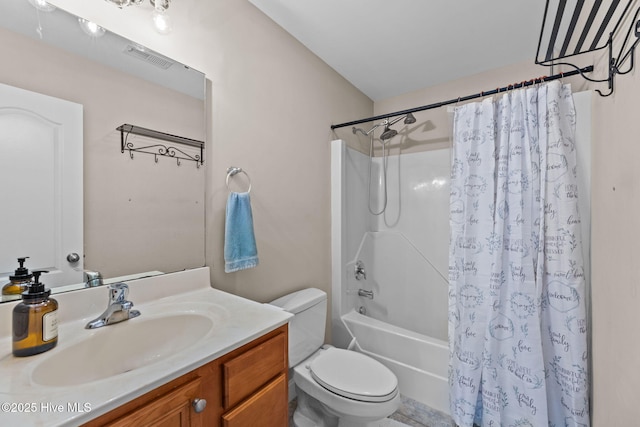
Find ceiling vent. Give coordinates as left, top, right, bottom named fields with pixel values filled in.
left=123, top=44, right=174, bottom=70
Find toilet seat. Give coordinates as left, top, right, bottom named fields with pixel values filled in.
left=309, top=347, right=398, bottom=403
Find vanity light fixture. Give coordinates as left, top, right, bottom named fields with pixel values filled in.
left=104, top=0, right=144, bottom=7
left=104, top=0, right=173, bottom=35
left=150, top=0, right=173, bottom=35
left=27, top=0, right=56, bottom=12
left=78, top=18, right=106, bottom=38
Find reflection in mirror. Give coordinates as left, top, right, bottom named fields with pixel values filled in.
left=0, top=0, right=206, bottom=302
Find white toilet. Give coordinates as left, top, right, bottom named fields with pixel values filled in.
left=269, top=288, right=400, bottom=427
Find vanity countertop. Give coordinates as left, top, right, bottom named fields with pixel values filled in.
left=0, top=267, right=292, bottom=427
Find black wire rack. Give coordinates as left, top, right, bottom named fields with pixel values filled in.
left=536, top=0, right=640, bottom=96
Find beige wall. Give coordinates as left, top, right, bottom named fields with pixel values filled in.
left=47, top=0, right=372, bottom=307
left=589, top=62, right=640, bottom=425
left=202, top=4, right=372, bottom=304
left=44, top=0, right=640, bottom=423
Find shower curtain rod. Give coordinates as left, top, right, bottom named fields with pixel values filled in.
left=330, top=65, right=594, bottom=130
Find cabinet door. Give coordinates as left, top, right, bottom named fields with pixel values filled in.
left=223, top=332, right=287, bottom=409
left=222, top=374, right=287, bottom=427
left=107, top=378, right=202, bottom=427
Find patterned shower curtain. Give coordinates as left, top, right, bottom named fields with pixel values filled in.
left=448, top=81, right=589, bottom=427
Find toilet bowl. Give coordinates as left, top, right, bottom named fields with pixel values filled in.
left=294, top=346, right=400, bottom=426
left=269, top=288, right=400, bottom=427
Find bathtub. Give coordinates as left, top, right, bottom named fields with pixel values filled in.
left=341, top=309, right=450, bottom=415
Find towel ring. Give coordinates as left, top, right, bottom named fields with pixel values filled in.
left=226, top=166, right=252, bottom=193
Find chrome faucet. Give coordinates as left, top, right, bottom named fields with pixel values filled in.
left=358, top=289, right=374, bottom=299
left=354, top=260, right=367, bottom=280
left=84, top=270, right=103, bottom=288
left=85, top=283, right=141, bottom=329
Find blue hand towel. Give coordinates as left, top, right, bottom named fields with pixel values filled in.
left=224, top=192, right=259, bottom=273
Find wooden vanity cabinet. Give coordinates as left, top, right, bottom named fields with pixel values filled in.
left=82, top=324, right=288, bottom=427
left=220, top=328, right=288, bottom=426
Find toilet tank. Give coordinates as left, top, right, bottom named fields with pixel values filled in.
left=269, top=288, right=327, bottom=367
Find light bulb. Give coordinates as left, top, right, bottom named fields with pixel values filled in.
left=27, top=0, right=56, bottom=12
left=151, top=9, right=173, bottom=35
left=78, top=18, right=106, bottom=38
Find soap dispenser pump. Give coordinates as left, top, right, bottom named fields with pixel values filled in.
left=2, top=257, right=33, bottom=296
left=12, top=270, right=58, bottom=357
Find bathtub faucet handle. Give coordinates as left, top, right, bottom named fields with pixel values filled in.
left=358, top=289, right=374, bottom=299
left=355, top=260, right=367, bottom=280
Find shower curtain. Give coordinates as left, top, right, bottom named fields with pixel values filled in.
left=448, top=81, right=589, bottom=426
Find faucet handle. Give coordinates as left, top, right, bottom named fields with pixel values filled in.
left=84, top=270, right=103, bottom=287
left=355, top=260, right=367, bottom=280
left=109, top=283, right=129, bottom=304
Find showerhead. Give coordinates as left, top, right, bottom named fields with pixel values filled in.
left=403, top=112, right=416, bottom=124
left=378, top=113, right=417, bottom=141
left=386, top=112, right=417, bottom=127
left=380, top=126, right=398, bottom=141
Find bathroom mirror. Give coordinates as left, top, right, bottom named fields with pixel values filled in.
left=0, top=0, right=206, bottom=302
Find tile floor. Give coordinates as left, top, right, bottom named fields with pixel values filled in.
left=389, top=395, right=455, bottom=427
left=289, top=395, right=455, bottom=427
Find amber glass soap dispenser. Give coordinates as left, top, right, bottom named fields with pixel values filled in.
left=2, top=257, right=33, bottom=296
left=13, top=270, right=58, bottom=357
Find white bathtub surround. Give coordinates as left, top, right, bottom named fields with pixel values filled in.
left=332, top=139, right=452, bottom=415
left=449, top=82, right=590, bottom=426
left=0, top=267, right=291, bottom=426
left=348, top=231, right=448, bottom=341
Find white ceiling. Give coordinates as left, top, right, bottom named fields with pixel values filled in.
left=248, top=0, right=548, bottom=101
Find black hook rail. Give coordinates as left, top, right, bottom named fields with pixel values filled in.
left=118, top=124, right=204, bottom=168
left=330, top=65, right=593, bottom=130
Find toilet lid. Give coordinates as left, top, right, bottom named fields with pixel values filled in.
left=309, top=348, right=398, bottom=402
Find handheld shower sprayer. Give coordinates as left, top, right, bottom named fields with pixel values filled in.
left=349, top=112, right=419, bottom=215
left=379, top=126, right=398, bottom=141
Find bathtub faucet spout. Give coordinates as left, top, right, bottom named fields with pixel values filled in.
left=358, top=289, right=374, bottom=299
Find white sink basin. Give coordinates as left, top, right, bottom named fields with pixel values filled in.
left=32, top=312, right=215, bottom=387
